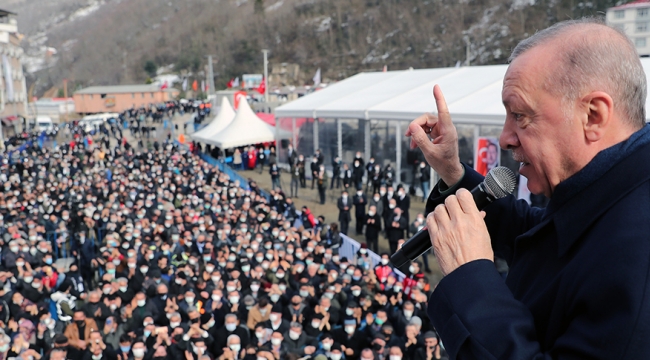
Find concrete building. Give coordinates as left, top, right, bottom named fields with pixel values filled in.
left=33, top=97, right=75, bottom=122
left=607, top=0, right=650, bottom=56
left=0, top=8, right=28, bottom=144
left=73, top=84, right=179, bottom=114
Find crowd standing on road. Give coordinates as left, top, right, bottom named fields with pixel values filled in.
left=0, top=132, right=447, bottom=360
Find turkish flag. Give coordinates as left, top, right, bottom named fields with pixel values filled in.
left=192, top=80, right=198, bottom=92
left=256, top=78, right=265, bottom=95
left=227, top=78, right=234, bottom=88
left=160, top=81, right=168, bottom=90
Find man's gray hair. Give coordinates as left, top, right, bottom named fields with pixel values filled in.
left=509, top=17, right=647, bottom=127
left=227, top=334, right=240, bottom=344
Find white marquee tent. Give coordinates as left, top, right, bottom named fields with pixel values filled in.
left=206, top=97, right=276, bottom=149
left=276, top=58, right=650, bottom=123
left=274, top=59, right=650, bottom=184
left=191, top=97, right=236, bottom=143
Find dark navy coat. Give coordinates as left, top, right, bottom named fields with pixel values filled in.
left=426, top=140, right=650, bottom=359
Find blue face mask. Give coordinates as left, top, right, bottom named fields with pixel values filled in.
left=45, top=258, right=53, bottom=265
left=144, top=330, right=151, bottom=337
left=120, top=345, right=131, bottom=353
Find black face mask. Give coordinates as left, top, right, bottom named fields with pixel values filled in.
left=75, top=320, right=85, bottom=327
left=190, top=317, right=200, bottom=324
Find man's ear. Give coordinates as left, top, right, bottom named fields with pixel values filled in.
left=582, top=91, right=614, bottom=143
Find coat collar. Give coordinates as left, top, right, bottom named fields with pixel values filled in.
left=514, top=125, right=650, bottom=257
left=527, top=140, right=650, bottom=258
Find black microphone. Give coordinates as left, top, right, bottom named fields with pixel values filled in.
left=390, top=166, right=517, bottom=267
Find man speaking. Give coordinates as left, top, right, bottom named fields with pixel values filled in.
left=407, top=18, right=650, bottom=359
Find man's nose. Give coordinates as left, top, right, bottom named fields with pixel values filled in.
left=499, top=119, right=520, bottom=150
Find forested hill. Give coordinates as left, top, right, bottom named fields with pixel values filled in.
left=3, top=0, right=621, bottom=95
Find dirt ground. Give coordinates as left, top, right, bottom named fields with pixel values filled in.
left=238, top=167, right=444, bottom=284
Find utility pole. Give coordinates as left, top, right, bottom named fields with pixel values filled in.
left=206, top=55, right=216, bottom=98
left=463, top=35, right=471, bottom=66
left=262, top=49, right=269, bottom=108
left=63, top=79, right=69, bottom=123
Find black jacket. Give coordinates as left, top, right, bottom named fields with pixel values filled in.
left=427, top=132, right=650, bottom=359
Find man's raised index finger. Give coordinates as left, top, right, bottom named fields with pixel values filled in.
left=433, top=85, right=451, bottom=125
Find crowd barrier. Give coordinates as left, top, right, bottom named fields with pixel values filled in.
left=45, top=226, right=110, bottom=261
left=339, top=234, right=406, bottom=281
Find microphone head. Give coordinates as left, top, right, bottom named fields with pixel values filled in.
left=484, top=166, right=517, bottom=199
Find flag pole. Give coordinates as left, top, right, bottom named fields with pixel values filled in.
left=262, top=49, right=269, bottom=110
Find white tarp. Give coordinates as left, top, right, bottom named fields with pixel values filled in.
left=278, top=58, right=650, bottom=125
left=191, top=97, right=236, bottom=143
left=206, top=98, right=276, bottom=149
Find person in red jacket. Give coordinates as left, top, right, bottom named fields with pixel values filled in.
left=403, top=261, right=424, bottom=300
left=374, top=253, right=393, bottom=289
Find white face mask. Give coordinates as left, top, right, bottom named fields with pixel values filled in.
left=229, top=344, right=241, bottom=352
left=289, top=331, right=300, bottom=340
left=271, top=338, right=282, bottom=346
left=389, top=356, right=402, bottom=360
left=132, top=349, right=145, bottom=358
left=330, top=354, right=342, bottom=360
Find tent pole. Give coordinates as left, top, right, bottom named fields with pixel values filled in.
left=313, top=118, right=319, bottom=153
left=396, top=121, right=402, bottom=186
left=364, top=119, right=371, bottom=162
left=337, top=119, right=342, bottom=160
left=292, top=117, right=297, bottom=148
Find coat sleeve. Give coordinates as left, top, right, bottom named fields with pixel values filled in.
left=425, top=163, right=544, bottom=263
left=425, top=165, right=551, bottom=359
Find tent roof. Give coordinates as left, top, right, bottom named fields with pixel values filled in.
left=191, top=97, right=236, bottom=143
left=275, top=58, right=650, bottom=124
left=206, top=98, right=276, bottom=149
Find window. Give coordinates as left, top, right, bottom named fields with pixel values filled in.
left=89, top=94, right=93, bottom=99
left=141, top=93, right=145, bottom=98
left=638, top=8, right=649, bottom=18
left=151, top=92, right=154, bottom=98
left=635, top=37, right=647, bottom=48
left=615, top=10, right=625, bottom=19
left=132, top=93, right=135, bottom=98
left=637, top=22, right=648, bottom=33
left=614, top=24, right=626, bottom=32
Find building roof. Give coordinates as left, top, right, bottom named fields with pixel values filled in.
left=276, top=57, right=650, bottom=124
left=74, top=84, right=172, bottom=95
left=0, top=9, right=17, bottom=17
left=610, top=0, right=650, bottom=10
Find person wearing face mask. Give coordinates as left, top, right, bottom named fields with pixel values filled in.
left=337, top=191, right=352, bottom=236
left=64, top=310, right=100, bottom=357
left=332, top=319, right=368, bottom=360
left=387, top=345, right=404, bottom=360
left=364, top=205, right=382, bottom=253
left=260, top=304, right=290, bottom=334
left=35, top=312, right=63, bottom=351
left=353, top=188, right=367, bottom=235
left=282, top=322, right=317, bottom=357
left=212, top=314, right=250, bottom=358
left=416, top=160, right=431, bottom=203
left=83, top=330, right=117, bottom=360
left=100, top=316, right=125, bottom=351
left=246, top=296, right=272, bottom=330
left=395, top=185, right=411, bottom=233
left=414, top=331, right=449, bottom=360
left=385, top=205, right=407, bottom=256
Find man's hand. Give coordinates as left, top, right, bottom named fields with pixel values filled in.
left=405, top=85, right=463, bottom=186
left=427, top=188, right=493, bottom=276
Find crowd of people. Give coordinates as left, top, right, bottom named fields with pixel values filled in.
left=0, top=133, right=447, bottom=360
